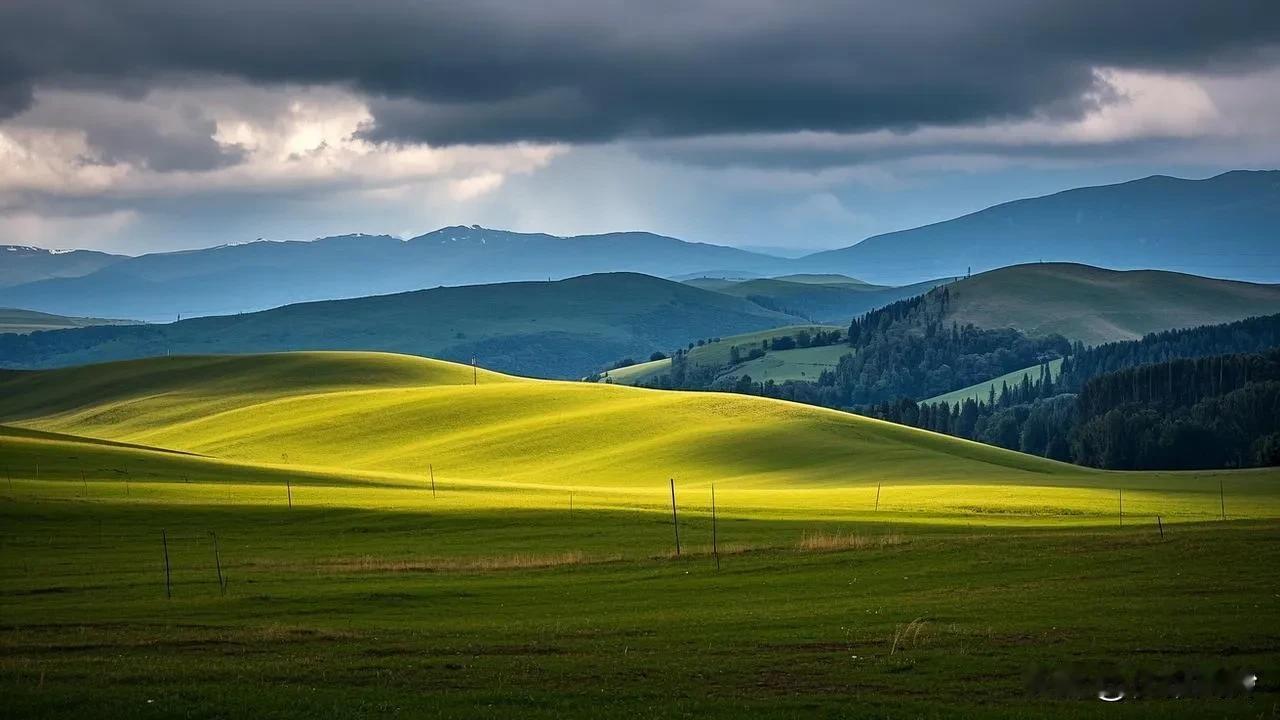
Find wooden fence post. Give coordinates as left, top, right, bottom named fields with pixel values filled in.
left=670, top=478, right=680, bottom=557
left=711, top=483, right=720, bottom=571
left=210, top=531, right=226, bottom=595
left=162, top=529, right=172, bottom=600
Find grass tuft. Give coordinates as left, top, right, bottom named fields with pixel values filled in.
left=797, top=530, right=907, bottom=552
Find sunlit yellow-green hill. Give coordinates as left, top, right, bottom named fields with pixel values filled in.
left=3, top=351, right=1277, bottom=520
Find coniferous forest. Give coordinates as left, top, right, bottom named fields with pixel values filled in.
left=641, top=305, right=1280, bottom=470
left=865, top=315, right=1280, bottom=469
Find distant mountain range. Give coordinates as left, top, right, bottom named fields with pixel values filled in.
left=799, top=170, right=1280, bottom=284
left=0, top=245, right=125, bottom=288
left=2, top=170, right=1275, bottom=320
left=0, top=228, right=785, bottom=321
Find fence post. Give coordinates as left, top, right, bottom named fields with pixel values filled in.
left=711, top=483, right=719, bottom=571
left=162, top=529, right=172, bottom=600
left=210, top=531, right=226, bottom=595
left=669, top=478, right=680, bottom=557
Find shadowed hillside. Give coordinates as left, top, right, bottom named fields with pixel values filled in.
left=942, top=263, right=1280, bottom=345
left=0, top=308, right=141, bottom=334
left=685, top=276, right=954, bottom=323
left=0, top=273, right=797, bottom=378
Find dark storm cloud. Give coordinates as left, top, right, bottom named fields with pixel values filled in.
left=1, top=0, right=1278, bottom=146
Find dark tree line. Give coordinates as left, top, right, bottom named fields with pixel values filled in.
left=867, top=362, right=1078, bottom=460
left=743, top=294, right=810, bottom=320
left=872, top=349, right=1280, bottom=469
left=825, top=287, right=1069, bottom=405
left=1071, top=351, right=1280, bottom=469
left=1057, top=312, right=1280, bottom=390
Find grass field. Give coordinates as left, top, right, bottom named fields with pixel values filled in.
left=599, top=325, right=841, bottom=385
left=3, top=352, right=1278, bottom=717
left=728, top=343, right=851, bottom=382
left=925, top=358, right=1064, bottom=405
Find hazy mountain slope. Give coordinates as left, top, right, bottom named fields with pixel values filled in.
left=0, top=245, right=126, bottom=288
left=771, top=273, right=872, bottom=286
left=0, top=308, right=141, bottom=334
left=800, top=171, right=1280, bottom=285
left=0, top=273, right=797, bottom=378
left=693, top=276, right=955, bottom=323
left=941, top=263, right=1280, bottom=345
left=0, top=227, right=789, bottom=321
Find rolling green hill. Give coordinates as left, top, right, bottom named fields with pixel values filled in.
left=600, top=355, right=672, bottom=384
left=4, top=352, right=1276, bottom=514
left=0, top=273, right=798, bottom=378
left=0, top=307, right=140, bottom=334
left=943, top=263, right=1280, bottom=345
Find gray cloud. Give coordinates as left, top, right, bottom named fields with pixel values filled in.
left=86, top=116, right=243, bottom=173
left=2, top=88, right=248, bottom=173
left=1, top=0, right=1277, bottom=146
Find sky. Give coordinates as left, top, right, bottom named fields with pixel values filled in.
left=1, top=1, right=1278, bottom=255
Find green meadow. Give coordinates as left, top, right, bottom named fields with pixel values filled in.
left=599, top=324, right=842, bottom=385
left=2, top=352, right=1278, bottom=717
